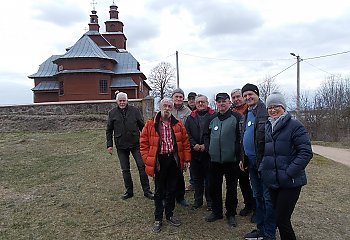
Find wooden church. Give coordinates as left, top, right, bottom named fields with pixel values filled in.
left=29, top=2, right=151, bottom=103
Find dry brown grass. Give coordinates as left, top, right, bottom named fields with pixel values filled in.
left=1, top=130, right=349, bottom=239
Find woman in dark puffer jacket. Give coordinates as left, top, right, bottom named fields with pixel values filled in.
left=259, top=92, right=313, bottom=240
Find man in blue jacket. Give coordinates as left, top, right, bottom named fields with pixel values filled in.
left=239, top=84, right=276, bottom=240
left=204, top=92, right=241, bottom=227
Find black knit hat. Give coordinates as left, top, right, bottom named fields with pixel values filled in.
left=241, top=83, right=259, bottom=96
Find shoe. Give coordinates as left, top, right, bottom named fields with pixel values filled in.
left=144, top=192, right=154, bottom=200
left=205, top=212, right=223, bottom=222
left=121, top=192, right=133, bottom=200
left=185, top=184, right=194, bottom=191
left=166, top=216, right=181, bottom=227
left=177, top=199, right=189, bottom=207
left=227, top=216, right=237, bottom=227
left=250, top=211, right=256, bottom=223
left=239, top=206, right=253, bottom=216
left=244, top=229, right=263, bottom=240
left=152, top=221, right=162, bottom=233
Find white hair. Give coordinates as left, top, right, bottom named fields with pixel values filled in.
left=195, top=94, right=208, bottom=102
left=231, top=89, right=241, bottom=95
left=116, top=92, right=128, bottom=100
left=160, top=97, right=174, bottom=107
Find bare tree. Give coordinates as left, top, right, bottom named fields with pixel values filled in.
left=147, top=62, right=176, bottom=100
left=258, top=76, right=280, bottom=103
left=300, top=75, right=350, bottom=143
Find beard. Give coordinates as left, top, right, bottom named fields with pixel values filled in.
left=161, top=110, right=171, bottom=119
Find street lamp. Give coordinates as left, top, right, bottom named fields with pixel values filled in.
left=290, top=53, right=301, bottom=118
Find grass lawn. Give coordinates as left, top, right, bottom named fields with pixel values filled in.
left=1, top=129, right=349, bottom=239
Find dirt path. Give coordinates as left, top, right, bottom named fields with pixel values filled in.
left=312, top=145, right=350, bottom=167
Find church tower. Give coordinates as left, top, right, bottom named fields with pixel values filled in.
left=103, top=1, right=127, bottom=49
left=88, top=1, right=100, bottom=32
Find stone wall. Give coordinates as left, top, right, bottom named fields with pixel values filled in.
left=0, top=97, right=154, bottom=132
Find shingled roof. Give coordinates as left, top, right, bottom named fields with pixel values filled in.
left=55, top=34, right=115, bottom=62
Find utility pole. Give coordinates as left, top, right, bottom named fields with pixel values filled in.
left=176, top=51, right=179, bottom=88
left=290, top=53, right=301, bottom=118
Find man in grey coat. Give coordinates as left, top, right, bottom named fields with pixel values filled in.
left=106, top=92, right=154, bottom=200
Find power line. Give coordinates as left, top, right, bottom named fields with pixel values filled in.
left=140, top=53, right=175, bottom=65
left=269, top=62, right=297, bottom=80
left=180, top=52, right=290, bottom=62
left=303, top=60, right=335, bottom=76
left=303, top=50, right=350, bottom=60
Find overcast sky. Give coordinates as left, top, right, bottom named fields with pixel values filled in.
left=1, top=0, right=349, bottom=105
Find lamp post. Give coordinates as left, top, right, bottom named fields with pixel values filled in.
left=176, top=51, right=179, bottom=88
left=290, top=53, right=301, bottom=118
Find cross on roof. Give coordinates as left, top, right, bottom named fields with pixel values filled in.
left=91, top=0, right=97, bottom=10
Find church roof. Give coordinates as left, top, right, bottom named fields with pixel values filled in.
left=111, top=77, right=138, bottom=87
left=29, top=36, right=143, bottom=78
left=28, top=55, right=59, bottom=78
left=56, top=34, right=115, bottom=61
left=32, top=80, right=59, bottom=91
left=105, top=51, right=142, bottom=74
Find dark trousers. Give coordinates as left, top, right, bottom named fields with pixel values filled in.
left=117, top=147, right=151, bottom=195
left=209, top=162, right=239, bottom=217
left=269, top=187, right=302, bottom=240
left=175, top=168, right=186, bottom=202
left=191, top=155, right=211, bottom=206
left=238, top=168, right=255, bottom=209
left=154, top=154, right=179, bottom=221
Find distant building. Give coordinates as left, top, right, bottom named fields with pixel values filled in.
left=29, top=3, right=150, bottom=103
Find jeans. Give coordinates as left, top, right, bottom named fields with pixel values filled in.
left=249, top=166, right=276, bottom=239
left=117, top=147, right=151, bottom=195
left=154, top=154, right=179, bottom=221
left=269, top=187, right=301, bottom=240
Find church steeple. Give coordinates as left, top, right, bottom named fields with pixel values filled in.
left=103, top=1, right=127, bottom=49
left=88, top=0, right=100, bottom=32
left=109, top=1, right=119, bottom=19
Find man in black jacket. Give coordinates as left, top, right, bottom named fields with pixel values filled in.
left=106, top=92, right=154, bottom=200
left=185, top=94, right=215, bottom=211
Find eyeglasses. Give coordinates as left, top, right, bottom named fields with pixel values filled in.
left=267, top=105, right=282, bottom=110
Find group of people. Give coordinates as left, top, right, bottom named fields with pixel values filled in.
left=106, top=83, right=313, bottom=240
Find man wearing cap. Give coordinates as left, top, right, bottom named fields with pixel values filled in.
left=240, top=84, right=276, bottom=240
left=186, top=91, right=197, bottom=192
left=187, top=92, right=197, bottom=111
left=231, top=89, right=256, bottom=221
left=106, top=92, right=154, bottom=201
left=171, top=88, right=192, bottom=207
left=204, top=92, right=241, bottom=227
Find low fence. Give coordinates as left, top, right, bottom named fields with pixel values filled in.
left=0, top=97, right=154, bottom=132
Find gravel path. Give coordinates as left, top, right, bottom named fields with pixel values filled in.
left=312, top=145, right=350, bottom=167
